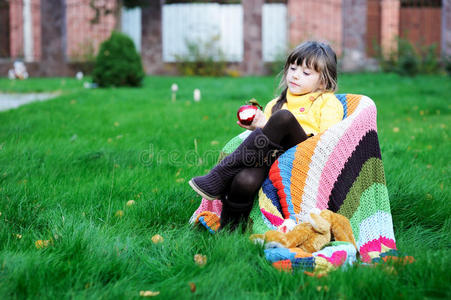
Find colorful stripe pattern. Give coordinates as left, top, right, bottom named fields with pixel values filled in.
left=265, top=242, right=357, bottom=273
left=257, top=94, right=396, bottom=263
left=190, top=94, right=397, bottom=269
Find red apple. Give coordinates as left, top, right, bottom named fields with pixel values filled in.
left=237, top=105, right=258, bottom=126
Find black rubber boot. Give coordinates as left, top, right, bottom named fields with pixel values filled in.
left=218, top=194, right=253, bottom=232
left=189, top=128, right=283, bottom=200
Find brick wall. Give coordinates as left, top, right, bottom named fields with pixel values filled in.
left=341, top=0, right=368, bottom=71
left=32, top=0, right=41, bottom=60
left=443, top=0, right=451, bottom=57
left=4, top=0, right=450, bottom=76
left=141, top=0, right=164, bottom=74
left=66, top=0, right=116, bottom=61
left=8, top=0, right=41, bottom=61
left=380, top=0, right=399, bottom=56
left=288, top=0, right=343, bottom=56
left=40, top=0, right=66, bottom=76
left=242, top=0, right=264, bottom=75
left=9, top=0, right=23, bottom=58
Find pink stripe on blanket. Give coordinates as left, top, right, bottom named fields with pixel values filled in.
left=192, top=199, right=222, bottom=217
left=316, top=105, right=377, bottom=209
left=359, top=236, right=397, bottom=263
left=317, top=250, right=347, bottom=267
left=261, top=208, right=285, bottom=227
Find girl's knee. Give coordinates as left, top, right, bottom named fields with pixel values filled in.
left=232, top=169, right=264, bottom=195
left=271, top=109, right=296, bottom=125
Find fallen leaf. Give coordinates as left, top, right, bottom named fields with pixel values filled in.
left=114, top=122, right=120, bottom=127
left=202, top=115, right=209, bottom=120
left=35, top=239, right=50, bottom=249
left=70, top=99, right=77, bottom=104
left=115, top=210, right=124, bottom=218
left=316, top=285, right=329, bottom=292
left=194, top=254, right=207, bottom=267
left=107, top=138, right=113, bottom=143
left=126, top=200, right=136, bottom=206
left=152, top=234, right=164, bottom=244
left=210, top=140, right=219, bottom=146
left=16, top=234, right=22, bottom=239
left=392, top=127, right=399, bottom=133
left=116, top=135, right=123, bottom=140
left=189, top=282, right=196, bottom=293
left=176, top=178, right=185, bottom=183
left=139, top=290, right=160, bottom=297
left=304, top=271, right=327, bottom=278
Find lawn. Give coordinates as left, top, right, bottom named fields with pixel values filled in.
left=0, top=74, right=450, bottom=299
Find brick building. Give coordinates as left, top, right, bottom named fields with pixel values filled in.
left=0, top=0, right=450, bottom=76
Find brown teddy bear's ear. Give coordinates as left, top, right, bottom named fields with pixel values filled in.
left=309, top=213, right=331, bottom=234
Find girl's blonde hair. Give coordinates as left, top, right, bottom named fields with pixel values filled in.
left=272, top=41, right=338, bottom=114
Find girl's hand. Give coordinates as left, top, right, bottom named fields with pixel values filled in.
left=237, top=109, right=267, bottom=131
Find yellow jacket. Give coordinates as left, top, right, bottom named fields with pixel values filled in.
left=263, top=90, right=344, bottom=136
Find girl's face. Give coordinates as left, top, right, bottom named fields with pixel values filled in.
left=286, top=61, right=322, bottom=95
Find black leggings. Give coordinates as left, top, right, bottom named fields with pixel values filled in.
left=225, top=110, right=309, bottom=212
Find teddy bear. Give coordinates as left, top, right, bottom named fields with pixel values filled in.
left=250, top=209, right=357, bottom=253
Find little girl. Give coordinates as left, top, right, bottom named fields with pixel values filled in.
left=189, top=41, right=343, bottom=230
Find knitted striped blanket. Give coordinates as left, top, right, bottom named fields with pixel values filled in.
left=190, top=94, right=399, bottom=272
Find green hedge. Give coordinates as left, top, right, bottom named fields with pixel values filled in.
left=92, top=31, right=144, bottom=87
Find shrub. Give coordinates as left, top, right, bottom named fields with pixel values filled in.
left=374, top=37, right=442, bottom=76
left=92, top=31, right=144, bottom=87
left=444, top=56, right=451, bottom=76
left=396, top=38, right=420, bottom=76
left=174, top=35, right=227, bottom=76
left=420, top=44, right=440, bottom=74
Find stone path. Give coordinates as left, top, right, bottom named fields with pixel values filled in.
left=0, top=92, right=59, bottom=111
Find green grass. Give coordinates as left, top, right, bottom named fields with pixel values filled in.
left=0, top=74, right=450, bottom=299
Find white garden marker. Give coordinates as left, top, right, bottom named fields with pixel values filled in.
left=171, top=83, right=179, bottom=102
left=76, top=72, right=84, bottom=80
left=193, top=88, right=201, bottom=102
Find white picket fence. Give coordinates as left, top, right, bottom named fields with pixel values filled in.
left=121, top=3, right=287, bottom=62
left=161, top=3, right=287, bottom=62
left=162, top=3, right=243, bottom=62
left=122, top=7, right=142, bottom=52
left=262, top=3, right=287, bottom=62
